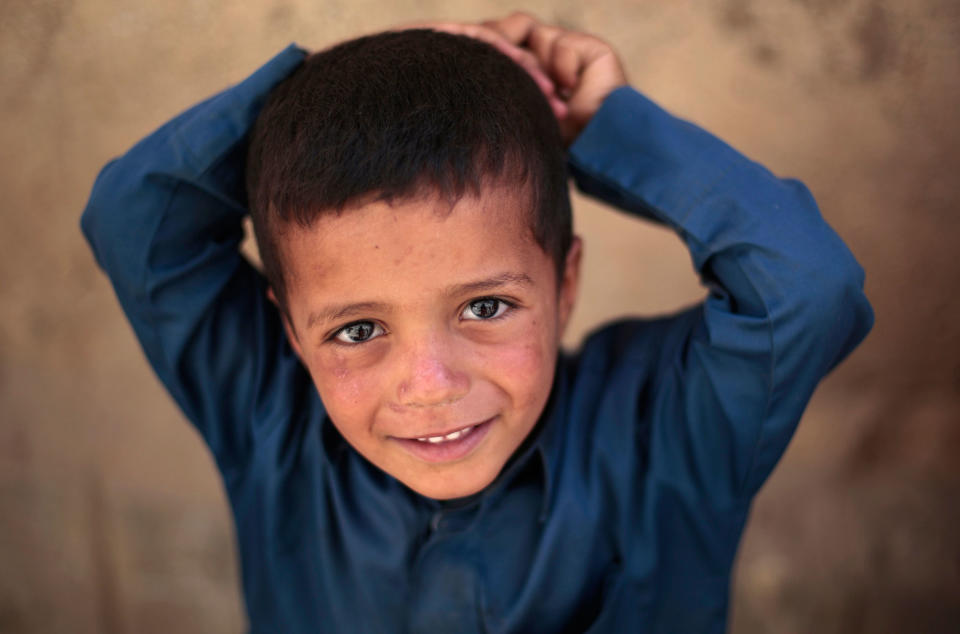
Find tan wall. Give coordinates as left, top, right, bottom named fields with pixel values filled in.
left=1, top=1, right=958, bottom=632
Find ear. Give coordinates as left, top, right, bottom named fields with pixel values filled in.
left=268, top=287, right=304, bottom=360
left=557, top=236, right=583, bottom=336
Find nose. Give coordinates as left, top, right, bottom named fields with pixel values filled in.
left=395, top=332, right=470, bottom=408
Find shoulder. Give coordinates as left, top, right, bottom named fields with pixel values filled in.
left=571, top=306, right=702, bottom=379
left=556, top=307, right=704, bottom=447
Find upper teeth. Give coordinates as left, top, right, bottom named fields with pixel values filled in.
left=416, top=425, right=474, bottom=444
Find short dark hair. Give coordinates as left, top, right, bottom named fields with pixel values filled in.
left=246, top=29, right=572, bottom=313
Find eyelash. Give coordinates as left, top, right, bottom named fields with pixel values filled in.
left=326, top=297, right=517, bottom=346
left=460, top=296, right=515, bottom=321
left=330, top=321, right=386, bottom=345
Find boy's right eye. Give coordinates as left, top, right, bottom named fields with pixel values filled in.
left=333, top=321, right=384, bottom=344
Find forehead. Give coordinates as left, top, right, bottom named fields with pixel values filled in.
left=280, top=186, right=554, bottom=312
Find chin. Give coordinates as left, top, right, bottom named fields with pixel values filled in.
left=404, top=466, right=499, bottom=501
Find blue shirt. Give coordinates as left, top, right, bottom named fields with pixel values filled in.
left=81, top=44, right=873, bottom=633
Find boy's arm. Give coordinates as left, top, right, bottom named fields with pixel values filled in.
left=569, top=87, right=873, bottom=499
left=491, top=13, right=873, bottom=500
left=80, top=46, right=310, bottom=471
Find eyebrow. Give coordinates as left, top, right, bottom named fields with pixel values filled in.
left=306, top=301, right=393, bottom=330
left=304, top=272, right=534, bottom=331
left=443, top=272, right=534, bottom=297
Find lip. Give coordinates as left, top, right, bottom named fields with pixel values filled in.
left=392, top=417, right=495, bottom=463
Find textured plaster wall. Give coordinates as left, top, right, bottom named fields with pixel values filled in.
left=1, top=1, right=958, bottom=632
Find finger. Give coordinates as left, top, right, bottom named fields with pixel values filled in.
left=547, top=95, right=569, bottom=121
left=479, top=19, right=510, bottom=42
left=564, top=52, right=626, bottom=124
left=527, top=24, right=564, bottom=68
left=551, top=35, right=586, bottom=90
left=482, top=11, right=539, bottom=45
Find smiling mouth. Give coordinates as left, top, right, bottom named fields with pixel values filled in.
left=413, top=425, right=478, bottom=444
left=393, top=417, right=495, bottom=463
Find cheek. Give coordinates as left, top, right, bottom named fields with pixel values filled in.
left=496, top=338, right=545, bottom=376
left=308, top=349, right=383, bottom=417
left=478, top=320, right=556, bottom=405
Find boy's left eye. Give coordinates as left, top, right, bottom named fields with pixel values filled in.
left=461, top=298, right=511, bottom=321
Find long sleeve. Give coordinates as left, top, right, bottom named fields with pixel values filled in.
left=568, top=86, right=874, bottom=502
left=80, top=45, right=312, bottom=474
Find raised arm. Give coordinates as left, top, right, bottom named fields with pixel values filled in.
left=568, top=86, right=873, bottom=501
left=485, top=12, right=873, bottom=501
left=80, top=45, right=313, bottom=471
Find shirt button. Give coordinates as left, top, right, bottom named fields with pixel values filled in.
left=430, top=512, right=443, bottom=532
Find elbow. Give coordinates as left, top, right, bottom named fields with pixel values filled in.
left=80, top=156, right=160, bottom=285
left=80, top=158, right=123, bottom=265
left=783, top=178, right=874, bottom=345
left=797, top=243, right=874, bottom=370
left=831, top=256, right=874, bottom=353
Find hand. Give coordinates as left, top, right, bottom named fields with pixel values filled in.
left=482, top=13, right=628, bottom=145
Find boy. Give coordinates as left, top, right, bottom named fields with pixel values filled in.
left=81, top=13, right=873, bottom=633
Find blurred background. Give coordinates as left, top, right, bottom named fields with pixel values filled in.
left=1, top=0, right=958, bottom=632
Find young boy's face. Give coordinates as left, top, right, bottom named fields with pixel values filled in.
left=276, top=185, right=580, bottom=500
